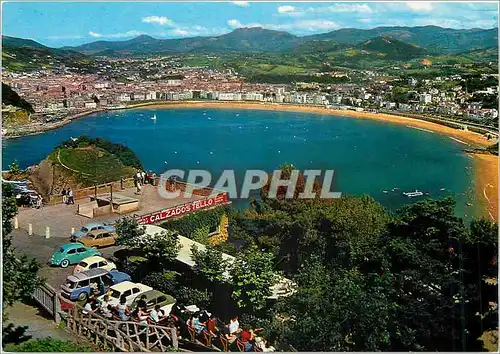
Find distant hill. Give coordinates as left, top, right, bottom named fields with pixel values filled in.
left=2, top=36, right=95, bottom=73
left=307, top=26, right=498, bottom=54
left=2, top=35, right=49, bottom=49
left=65, top=27, right=305, bottom=55
left=355, top=36, right=429, bottom=59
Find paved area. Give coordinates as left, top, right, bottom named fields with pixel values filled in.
left=11, top=228, right=123, bottom=290
left=5, top=301, right=78, bottom=342
left=15, top=184, right=205, bottom=238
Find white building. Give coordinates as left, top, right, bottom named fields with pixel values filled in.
left=84, top=102, right=97, bottom=109
left=218, top=93, right=242, bottom=101
left=419, top=93, right=432, bottom=104
left=117, top=93, right=131, bottom=102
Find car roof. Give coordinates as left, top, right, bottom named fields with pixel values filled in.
left=68, top=268, right=108, bottom=281
left=138, top=289, right=166, bottom=299
left=87, top=229, right=115, bottom=236
left=110, top=281, right=137, bottom=291
left=83, top=222, right=104, bottom=229
left=80, top=256, right=106, bottom=264
left=60, top=243, right=82, bottom=250
left=109, top=270, right=130, bottom=280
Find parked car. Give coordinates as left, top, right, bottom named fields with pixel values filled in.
left=71, top=223, right=115, bottom=240
left=50, top=243, right=101, bottom=268
left=73, top=256, right=117, bottom=274
left=76, top=229, right=118, bottom=248
left=60, top=268, right=131, bottom=302
left=97, top=281, right=152, bottom=306
left=131, top=289, right=176, bottom=316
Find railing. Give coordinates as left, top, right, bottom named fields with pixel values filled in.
left=32, top=283, right=63, bottom=324
left=66, top=304, right=179, bottom=352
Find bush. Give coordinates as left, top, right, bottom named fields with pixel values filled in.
left=4, top=337, right=92, bottom=352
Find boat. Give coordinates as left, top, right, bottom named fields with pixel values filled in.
left=467, top=203, right=473, bottom=207
left=440, top=188, right=446, bottom=191
left=203, top=112, right=206, bottom=115
left=151, top=114, right=157, bottom=120
left=383, top=190, right=388, bottom=194
left=403, top=190, right=424, bottom=198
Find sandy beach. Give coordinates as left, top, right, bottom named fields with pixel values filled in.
left=471, top=154, right=498, bottom=222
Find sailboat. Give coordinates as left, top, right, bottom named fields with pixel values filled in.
left=151, top=114, right=157, bottom=121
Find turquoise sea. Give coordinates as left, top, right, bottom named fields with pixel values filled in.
left=2, top=108, right=475, bottom=215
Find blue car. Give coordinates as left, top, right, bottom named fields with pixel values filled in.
left=60, top=268, right=131, bottom=302
left=71, top=223, right=115, bottom=240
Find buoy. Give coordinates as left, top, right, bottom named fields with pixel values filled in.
left=14, top=216, right=19, bottom=229
left=28, top=223, right=33, bottom=236
left=45, top=226, right=50, bottom=239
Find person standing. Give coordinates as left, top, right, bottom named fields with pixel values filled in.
left=68, top=188, right=74, bottom=204
left=61, top=188, right=67, bottom=204
left=36, top=195, right=43, bottom=209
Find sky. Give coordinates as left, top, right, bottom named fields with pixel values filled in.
left=2, top=1, right=498, bottom=47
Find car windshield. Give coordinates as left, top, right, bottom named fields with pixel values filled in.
left=66, top=280, right=77, bottom=289
left=78, top=261, right=88, bottom=267
left=80, top=227, right=88, bottom=233
left=110, top=289, right=122, bottom=299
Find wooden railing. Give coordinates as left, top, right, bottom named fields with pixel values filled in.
left=32, top=283, right=63, bottom=324
left=66, top=304, right=179, bottom=352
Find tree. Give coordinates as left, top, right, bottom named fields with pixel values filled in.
left=2, top=183, right=41, bottom=308
left=8, top=160, right=21, bottom=175
left=115, top=217, right=146, bottom=247
left=191, top=244, right=229, bottom=283
left=229, top=245, right=278, bottom=311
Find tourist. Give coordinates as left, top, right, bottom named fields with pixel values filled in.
left=192, top=312, right=206, bottom=335
left=239, top=325, right=256, bottom=351
left=67, top=188, right=74, bottom=204
left=146, top=170, right=153, bottom=184
left=101, top=304, right=114, bottom=319
left=100, top=295, right=111, bottom=309
left=229, top=316, right=240, bottom=335
left=138, top=305, right=149, bottom=325
left=83, top=298, right=97, bottom=315
left=141, top=170, right=146, bottom=185
left=117, top=297, right=131, bottom=321
left=149, top=304, right=163, bottom=324
left=254, top=337, right=276, bottom=352
left=61, top=188, right=67, bottom=204
left=136, top=294, right=147, bottom=309
left=207, top=314, right=219, bottom=336
left=36, top=194, right=43, bottom=209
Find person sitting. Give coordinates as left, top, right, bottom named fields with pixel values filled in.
left=136, top=294, right=147, bottom=309
left=117, top=297, right=131, bottom=321
left=229, top=316, right=240, bottom=335
left=254, top=336, right=276, bottom=352
left=137, top=306, right=149, bottom=325
left=82, top=298, right=97, bottom=315
left=149, top=305, right=164, bottom=324
left=239, top=325, right=255, bottom=351
left=207, top=314, right=220, bottom=337
left=192, top=312, right=206, bottom=335
left=101, top=304, right=114, bottom=319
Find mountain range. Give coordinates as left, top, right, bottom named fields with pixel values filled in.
left=4, top=25, right=498, bottom=58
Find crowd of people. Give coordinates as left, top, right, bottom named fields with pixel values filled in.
left=133, top=169, right=156, bottom=194
left=80, top=292, right=275, bottom=352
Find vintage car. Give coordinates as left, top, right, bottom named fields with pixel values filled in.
left=131, top=289, right=176, bottom=316
left=97, top=281, right=152, bottom=306
left=71, top=223, right=115, bottom=240
left=73, top=256, right=117, bottom=274
left=50, top=243, right=101, bottom=268
left=61, top=268, right=131, bottom=302
left=76, top=229, right=118, bottom=248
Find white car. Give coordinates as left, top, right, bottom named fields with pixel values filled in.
left=97, top=281, right=152, bottom=306
left=73, top=256, right=117, bottom=274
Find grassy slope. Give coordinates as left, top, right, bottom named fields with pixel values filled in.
left=52, top=147, right=136, bottom=187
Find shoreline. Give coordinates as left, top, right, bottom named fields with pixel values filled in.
left=3, top=100, right=497, bottom=221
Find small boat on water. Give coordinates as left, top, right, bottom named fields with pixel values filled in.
left=403, top=190, right=424, bottom=198
left=203, top=112, right=206, bottom=115
left=383, top=190, right=388, bottom=194
left=440, top=188, right=446, bottom=191
left=151, top=114, right=157, bottom=120
left=467, top=203, right=473, bottom=207
left=391, top=187, right=399, bottom=192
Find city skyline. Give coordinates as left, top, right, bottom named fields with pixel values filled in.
left=2, top=1, right=498, bottom=47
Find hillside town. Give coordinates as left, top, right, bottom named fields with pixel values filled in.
left=2, top=56, right=498, bottom=128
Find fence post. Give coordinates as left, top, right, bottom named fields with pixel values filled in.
left=170, top=327, right=178, bottom=349
left=71, top=227, right=75, bottom=235
left=14, top=216, right=19, bottom=229
left=54, top=294, right=61, bottom=324
left=28, top=223, right=33, bottom=235
left=45, top=226, right=50, bottom=238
